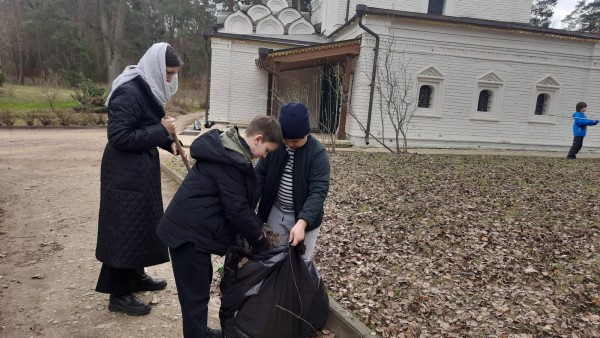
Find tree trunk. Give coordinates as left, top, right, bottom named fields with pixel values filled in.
left=9, top=0, right=24, bottom=85
left=98, top=0, right=127, bottom=85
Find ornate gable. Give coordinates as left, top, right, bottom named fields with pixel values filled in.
left=537, top=75, right=560, bottom=88
left=417, top=65, right=445, bottom=79
left=478, top=71, right=504, bottom=83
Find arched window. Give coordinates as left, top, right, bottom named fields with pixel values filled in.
left=418, top=85, right=433, bottom=108
left=477, top=90, right=493, bottom=112
left=428, top=0, right=445, bottom=15
left=535, top=93, right=549, bottom=115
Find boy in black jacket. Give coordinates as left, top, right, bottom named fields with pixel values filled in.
left=157, top=116, right=283, bottom=338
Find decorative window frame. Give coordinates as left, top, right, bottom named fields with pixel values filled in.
left=471, top=71, right=504, bottom=122
left=415, top=65, right=445, bottom=118
left=528, top=75, right=560, bottom=125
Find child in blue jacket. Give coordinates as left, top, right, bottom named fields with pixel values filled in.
left=567, top=102, right=599, bottom=159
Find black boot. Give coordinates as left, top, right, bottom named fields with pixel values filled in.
left=133, top=273, right=167, bottom=292
left=207, top=327, right=223, bottom=338
left=108, top=293, right=151, bottom=316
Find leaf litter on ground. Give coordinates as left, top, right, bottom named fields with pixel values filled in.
left=165, top=152, right=600, bottom=338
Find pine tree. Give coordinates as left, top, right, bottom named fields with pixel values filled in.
left=561, top=0, right=600, bottom=32
left=530, top=0, right=558, bottom=28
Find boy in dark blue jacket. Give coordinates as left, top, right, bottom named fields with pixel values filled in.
left=255, top=103, right=330, bottom=263
left=157, top=116, right=283, bottom=338
left=567, top=102, right=599, bottom=159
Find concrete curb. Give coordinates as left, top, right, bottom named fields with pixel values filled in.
left=159, top=161, right=379, bottom=338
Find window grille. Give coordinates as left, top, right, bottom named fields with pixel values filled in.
left=428, top=0, right=445, bottom=15
left=477, top=90, right=492, bottom=112
left=418, top=85, right=432, bottom=108
left=535, top=93, right=548, bottom=115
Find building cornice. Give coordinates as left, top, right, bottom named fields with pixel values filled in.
left=332, top=7, right=600, bottom=44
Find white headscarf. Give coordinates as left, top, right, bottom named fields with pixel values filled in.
left=106, top=42, right=179, bottom=107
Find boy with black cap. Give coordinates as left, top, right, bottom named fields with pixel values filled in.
left=255, top=102, right=331, bottom=262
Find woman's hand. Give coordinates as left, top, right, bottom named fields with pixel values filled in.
left=161, top=117, right=176, bottom=135
left=170, top=142, right=190, bottom=163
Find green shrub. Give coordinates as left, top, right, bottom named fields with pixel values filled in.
left=23, top=112, right=38, bottom=126
left=55, top=109, right=75, bottom=126
left=90, top=112, right=108, bottom=125
left=38, top=111, right=56, bottom=126
left=0, top=72, right=5, bottom=87
left=0, top=110, right=15, bottom=126
left=71, top=78, right=106, bottom=112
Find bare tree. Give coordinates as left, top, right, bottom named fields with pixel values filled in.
left=41, top=70, right=62, bottom=112
left=4, top=0, right=24, bottom=84
left=98, top=0, right=127, bottom=84
left=349, top=34, right=417, bottom=153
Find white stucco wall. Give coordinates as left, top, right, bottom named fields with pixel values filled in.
left=343, top=17, right=600, bottom=151
left=209, top=38, right=288, bottom=124
left=445, top=0, right=531, bottom=24
left=316, top=0, right=532, bottom=36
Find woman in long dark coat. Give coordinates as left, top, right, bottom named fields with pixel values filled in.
left=95, top=42, right=188, bottom=316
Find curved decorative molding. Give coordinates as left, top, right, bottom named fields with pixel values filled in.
left=278, top=8, right=302, bottom=26
left=247, top=4, right=271, bottom=22
left=256, top=14, right=285, bottom=34
left=287, top=17, right=316, bottom=35
left=223, top=10, right=253, bottom=34
left=267, top=0, right=289, bottom=14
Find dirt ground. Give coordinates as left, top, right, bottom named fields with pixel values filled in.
left=0, top=121, right=222, bottom=337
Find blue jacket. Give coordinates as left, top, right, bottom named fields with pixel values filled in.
left=572, top=112, right=599, bottom=137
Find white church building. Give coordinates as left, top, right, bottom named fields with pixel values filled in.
left=205, top=0, right=600, bottom=151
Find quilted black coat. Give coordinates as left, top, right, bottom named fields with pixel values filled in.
left=96, top=76, right=173, bottom=269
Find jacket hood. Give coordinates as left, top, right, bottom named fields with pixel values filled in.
left=191, top=128, right=251, bottom=166
left=220, top=127, right=252, bottom=161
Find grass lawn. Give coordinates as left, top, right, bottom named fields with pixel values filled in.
left=0, top=84, right=78, bottom=112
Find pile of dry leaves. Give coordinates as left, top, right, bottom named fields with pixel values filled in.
left=166, top=152, right=600, bottom=337
left=317, top=152, right=599, bottom=337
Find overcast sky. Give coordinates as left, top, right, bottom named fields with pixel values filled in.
left=551, top=0, right=580, bottom=28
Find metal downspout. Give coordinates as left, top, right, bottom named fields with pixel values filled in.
left=345, top=0, right=351, bottom=22
left=202, top=32, right=214, bottom=128
left=356, top=4, right=379, bottom=145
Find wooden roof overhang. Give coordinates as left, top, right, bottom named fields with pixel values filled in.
left=256, top=38, right=361, bottom=73
left=256, top=39, right=361, bottom=140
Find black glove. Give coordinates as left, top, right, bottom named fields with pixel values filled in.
left=251, top=235, right=270, bottom=254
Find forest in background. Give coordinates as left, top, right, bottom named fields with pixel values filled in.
left=0, top=0, right=313, bottom=87
left=0, top=0, right=599, bottom=88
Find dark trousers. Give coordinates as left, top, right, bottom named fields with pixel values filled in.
left=95, top=264, right=144, bottom=295
left=170, top=243, right=213, bottom=338
left=567, top=136, right=584, bottom=158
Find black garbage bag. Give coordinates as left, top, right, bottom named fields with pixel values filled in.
left=219, top=242, right=328, bottom=338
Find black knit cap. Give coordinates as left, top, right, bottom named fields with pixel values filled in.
left=279, top=102, right=310, bottom=139
left=165, top=45, right=182, bottom=67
